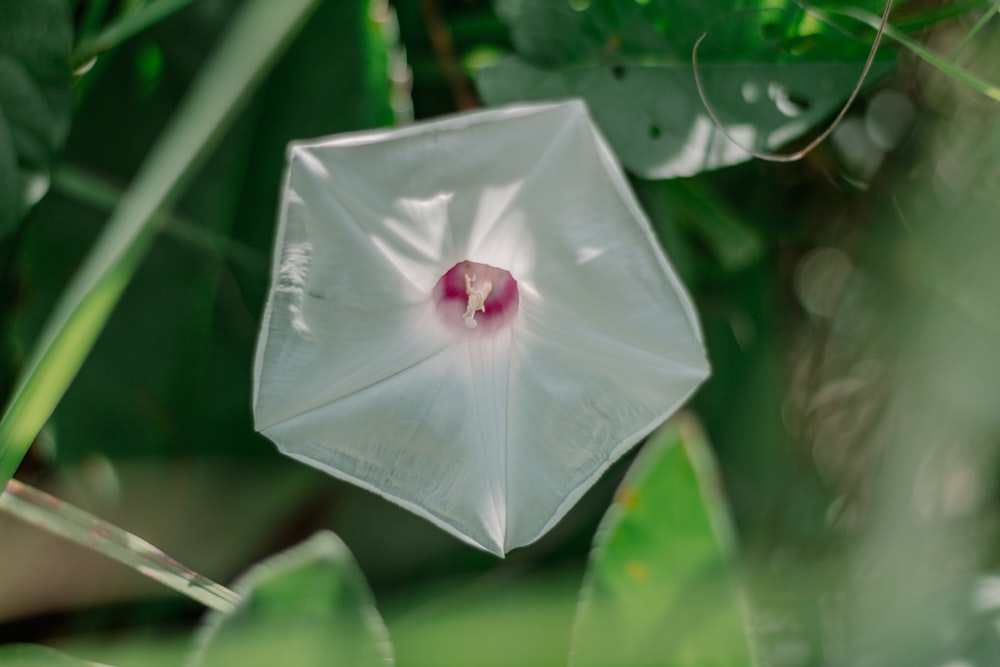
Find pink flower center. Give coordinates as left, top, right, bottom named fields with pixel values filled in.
left=432, top=260, right=519, bottom=334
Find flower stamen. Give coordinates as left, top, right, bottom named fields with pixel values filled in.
left=432, top=261, right=516, bottom=334
left=463, top=273, right=493, bottom=328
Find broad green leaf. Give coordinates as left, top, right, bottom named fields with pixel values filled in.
left=479, top=0, right=895, bottom=177
left=495, top=0, right=888, bottom=67
left=569, top=416, right=755, bottom=667
left=0, top=644, right=101, bottom=666
left=188, top=531, right=393, bottom=667
left=0, top=0, right=73, bottom=235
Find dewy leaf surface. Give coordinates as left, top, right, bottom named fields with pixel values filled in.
left=188, top=531, right=394, bottom=667
left=570, top=417, right=756, bottom=667
left=479, top=0, right=895, bottom=178
left=0, top=0, right=73, bottom=235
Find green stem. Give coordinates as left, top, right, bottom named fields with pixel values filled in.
left=52, top=164, right=267, bottom=273
left=78, top=0, right=114, bottom=48
left=949, top=4, right=999, bottom=62
left=73, top=0, right=197, bottom=67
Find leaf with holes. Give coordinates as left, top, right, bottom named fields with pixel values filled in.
left=0, top=0, right=73, bottom=236
left=570, top=417, right=755, bottom=667
left=478, top=0, right=895, bottom=178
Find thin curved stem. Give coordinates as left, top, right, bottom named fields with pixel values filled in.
left=830, top=4, right=1000, bottom=101
left=691, top=0, right=893, bottom=163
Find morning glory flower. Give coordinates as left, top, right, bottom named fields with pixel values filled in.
left=253, top=101, right=709, bottom=556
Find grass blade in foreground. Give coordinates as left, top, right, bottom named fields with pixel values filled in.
left=188, top=531, right=394, bottom=667
left=815, top=4, right=1000, bottom=102
left=52, top=164, right=267, bottom=273
left=569, top=415, right=756, bottom=667
left=0, top=479, right=240, bottom=613
left=0, top=0, right=322, bottom=487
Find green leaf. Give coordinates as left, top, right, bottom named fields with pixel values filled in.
left=569, top=416, right=756, bottom=667
left=0, top=0, right=73, bottom=235
left=478, top=0, right=895, bottom=178
left=0, top=644, right=101, bottom=666
left=9, top=0, right=404, bottom=463
left=188, top=531, right=394, bottom=667
left=0, top=0, right=322, bottom=484
left=495, top=0, right=884, bottom=68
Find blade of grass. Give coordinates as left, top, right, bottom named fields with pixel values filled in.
left=78, top=0, right=114, bottom=48
left=0, top=0, right=322, bottom=487
left=53, top=164, right=267, bottom=274
left=73, top=0, right=197, bottom=67
left=0, top=479, right=240, bottom=612
left=891, top=0, right=993, bottom=32
left=811, top=4, right=1000, bottom=101
left=949, top=3, right=999, bottom=62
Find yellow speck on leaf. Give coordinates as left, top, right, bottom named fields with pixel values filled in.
left=625, top=560, right=649, bottom=581
left=616, top=488, right=639, bottom=509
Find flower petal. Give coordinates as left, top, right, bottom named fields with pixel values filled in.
left=261, top=330, right=513, bottom=555
left=504, top=296, right=708, bottom=550
left=255, top=101, right=710, bottom=555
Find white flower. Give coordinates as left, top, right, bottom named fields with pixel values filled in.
left=253, top=101, right=709, bottom=556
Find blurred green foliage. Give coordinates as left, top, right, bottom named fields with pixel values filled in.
left=190, top=532, right=392, bottom=667
left=0, top=643, right=92, bottom=665
left=1, top=0, right=999, bottom=666
left=479, top=0, right=897, bottom=177
left=570, top=420, right=752, bottom=667
left=0, top=0, right=73, bottom=237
